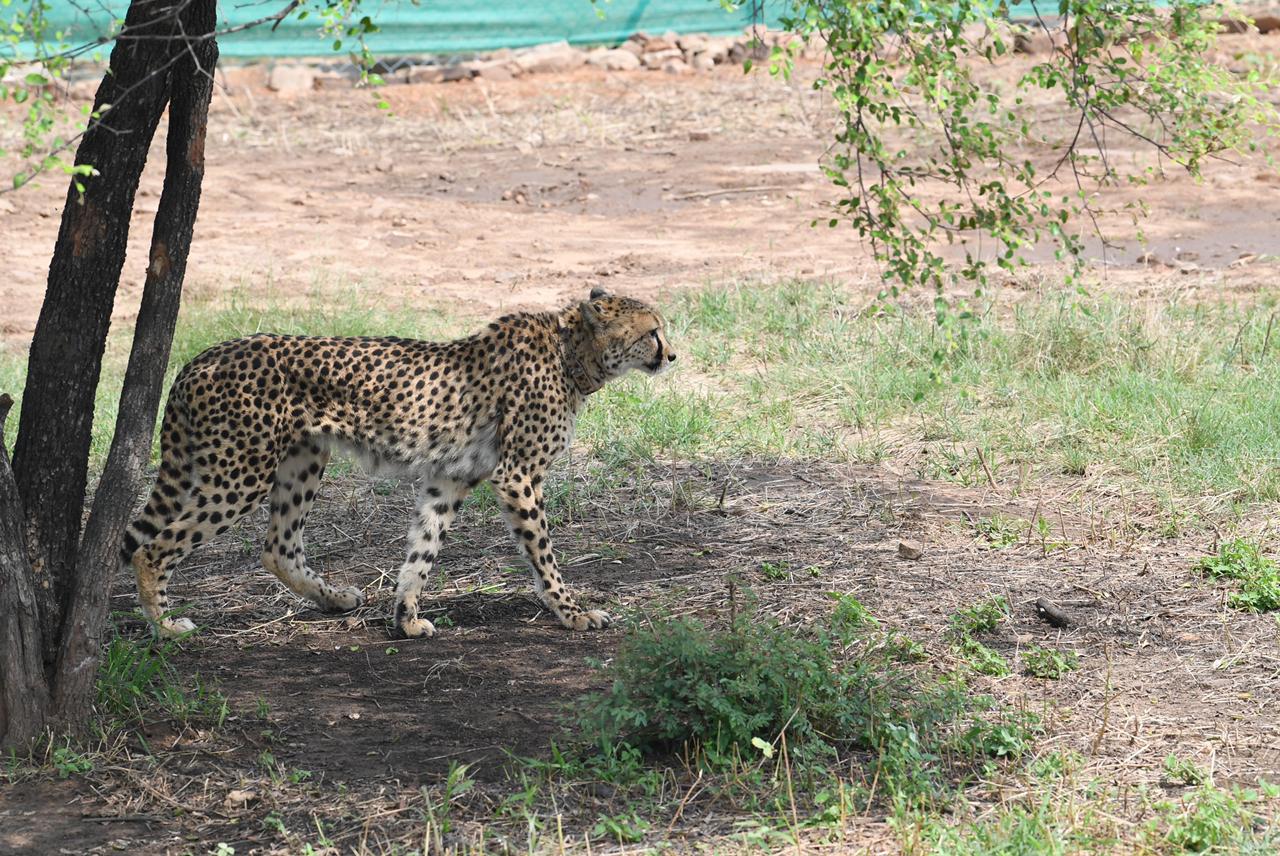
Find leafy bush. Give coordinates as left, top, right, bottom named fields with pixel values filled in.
left=1195, top=540, right=1280, bottom=613
left=576, top=595, right=1035, bottom=796
left=948, top=596, right=1011, bottom=636
left=1023, top=646, right=1079, bottom=680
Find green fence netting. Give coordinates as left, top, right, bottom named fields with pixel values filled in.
left=32, top=0, right=785, bottom=59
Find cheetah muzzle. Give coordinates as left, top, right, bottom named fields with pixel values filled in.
left=122, top=289, right=677, bottom=639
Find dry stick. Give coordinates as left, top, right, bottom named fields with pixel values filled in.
left=1262, top=312, right=1276, bottom=361
left=975, top=445, right=999, bottom=492
left=670, top=184, right=794, bottom=201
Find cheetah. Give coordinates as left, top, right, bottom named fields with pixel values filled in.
left=121, top=288, right=676, bottom=639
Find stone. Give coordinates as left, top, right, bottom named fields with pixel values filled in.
left=1014, top=25, right=1068, bottom=56
left=689, top=51, right=716, bottom=72
left=677, top=34, right=709, bottom=53
left=662, top=58, right=692, bottom=75
left=642, top=48, right=683, bottom=69
left=619, top=38, right=645, bottom=57
left=267, top=64, right=315, bottom=95
left=513, top=40, right=586, bottom=74
left=897, top=540, right=923, bottom=561
left=438, top=64, right=476, bottom=82
left=587, top=48, right=641, bottom=71
left=472, top=60, right=514, bottom=81
left=406, top=65, right=445, bottom=84
left=217, top=63, right=267, bottom=94
left=640, top=34, right=677, bottom=53
left=313, top=71, right=351, bottom=91
left=1255, top=14, right=1280, bottom=33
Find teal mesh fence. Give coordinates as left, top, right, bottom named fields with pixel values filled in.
left=34, top=1, right=786, bottom=59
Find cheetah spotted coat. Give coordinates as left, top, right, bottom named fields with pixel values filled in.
left=122, top=290, right=676, bottom=639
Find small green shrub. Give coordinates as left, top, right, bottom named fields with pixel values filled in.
left=1195, top=540, right=1280, bottom=612
left=949, top=596, right=1011, bottom=637
left=1023, top=646, right=1079, bottom=680
left=575, top=594, right=1034, bottom=796
left=955, top=636, right=1011, bottom=677
left=974, top=516, right=1024, bottom=549
left=1163, top=755, right=1208, bottom=787
left=1150, top=780, right=1280, bottom=853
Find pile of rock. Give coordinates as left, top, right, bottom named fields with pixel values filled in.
left=249, top=28, right=790, bottom=94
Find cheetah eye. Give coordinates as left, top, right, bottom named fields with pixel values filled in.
left=650, top=330, right=660, bottom=340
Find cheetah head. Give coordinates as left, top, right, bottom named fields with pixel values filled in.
left=577, top=287, right=677, bottom=380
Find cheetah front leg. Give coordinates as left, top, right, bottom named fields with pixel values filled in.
left=494, top=469, right=610, bottom=631
left=392, top=479, right=468, bottom=638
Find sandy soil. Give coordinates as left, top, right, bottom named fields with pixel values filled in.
left=4, top=32, right=1280, bottom=344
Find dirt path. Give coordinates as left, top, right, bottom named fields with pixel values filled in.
left=5, top=37, right=1280, bottom=343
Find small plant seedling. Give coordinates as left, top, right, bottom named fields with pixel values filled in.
left=591, top=812, right=650, bottom=844
left=50, top=745, right=93, bottom=779
left=948, top=595, right=1010, bottom=636
left=1023, top=645, right=1079, bottom=679
left=1195, top=539, right=1280, bottom=612
left=760, top=560, right=789, bottom=581
left=954, top=636, right=1011, bottom=676
left=974, top=515, right=1024, bottom=549
left=1163, top=754, right=1208, bottom=786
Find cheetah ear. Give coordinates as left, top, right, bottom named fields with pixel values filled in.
left=589, top=286, right=610, bottom=300
left=579, top=299, right=604, bottom=331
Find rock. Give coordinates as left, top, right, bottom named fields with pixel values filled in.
left=224, top=789, right=257, bottom=809
left=406, top=65, right=445, bottom=84
left=1254, top=14, right=1280, bottom=33
left=641, top=35, right=677, bottom=53
left=619, top=38, right=645, bottom=57
left=662, top=58, right=692, bottom=75
left=0, top=198, right=15, bottom=215
left=1014, top=25, right=1068, bottom=56
left=587, top=49, right=641, bottom=71
left=642, top=48, right=683, bottom=69
left=439, top=64, right=477, bottom=82
left=472, top=61, right=514, bottom=81
left=513, top=40, right=586, bottom=74
left=689, top=51, right=716, bottom=72
left=897, top=540, right=923, bottom=561
left=313, top=71, right=351, bottom=90
left=267, top=64, right=315, bottom=95
left=217, top=63, right=267, bottom=94
left=677, top=34, right=709, bottom=53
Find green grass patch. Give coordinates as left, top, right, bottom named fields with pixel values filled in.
left=97, top=626, right=228, bottom=730
left=1195, top=539, right=1280, bottom=612
left=4, top=280, right=1278, bottom=519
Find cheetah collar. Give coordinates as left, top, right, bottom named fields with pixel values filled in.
left=560, top=325, right=606, bottom=397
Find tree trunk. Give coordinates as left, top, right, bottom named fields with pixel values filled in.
left=0, top=0, right=218, bottom=745
left=0, top=395, right=50, bottom=748
left=53, top=0, right=219, bottom=721
left=10, top=0, right=180, bottom=669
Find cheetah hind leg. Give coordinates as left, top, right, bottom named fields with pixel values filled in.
left=125, top=453, right=197, bottom=637
left=261, top=442, right=363, bottom=613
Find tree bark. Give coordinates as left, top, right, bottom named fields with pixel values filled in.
left=53, top=0, right=219, bottom=721
left=0, top=395, right=51, bottom=749
left=10, top=0, right=180, bottom=669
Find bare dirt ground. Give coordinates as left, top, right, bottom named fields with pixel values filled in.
left=5, top=31, right=1280, bottom=856
left=3, top=462, right=1278, bottom=853
left=4, top=30, right=1280, bottom=341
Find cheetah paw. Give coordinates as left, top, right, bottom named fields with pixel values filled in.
left=319, top=586, right=365, bottom=613
left=563, top=609, right=611, bottom=631
left=158, top=616, right=197, bottom=639
left=395, top=616, right=436, bottom=639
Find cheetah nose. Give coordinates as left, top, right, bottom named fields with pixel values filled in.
left=667, top=352, right=677, bottom=363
